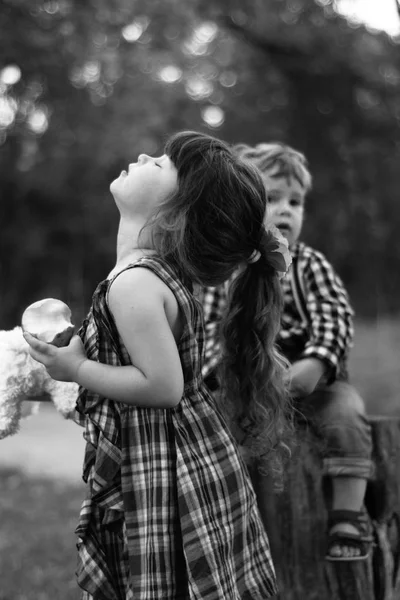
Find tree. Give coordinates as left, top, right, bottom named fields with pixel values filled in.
left=1, top=0, right=399, bottom=327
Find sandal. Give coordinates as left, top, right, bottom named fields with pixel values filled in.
left=325, top=509, right=374, bottom=562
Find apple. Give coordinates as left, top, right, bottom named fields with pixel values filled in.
left=21, top=298, right=75, bottom=347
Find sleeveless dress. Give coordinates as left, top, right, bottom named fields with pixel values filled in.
left=74, top=255, right=277, bottom=600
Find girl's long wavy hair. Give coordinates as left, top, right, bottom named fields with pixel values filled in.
left=145, top=131, right=293, bottom=487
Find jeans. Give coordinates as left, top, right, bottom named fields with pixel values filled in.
left=295, top=380, right=373, bottom=480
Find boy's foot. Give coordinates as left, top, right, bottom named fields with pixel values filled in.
left=325, top=510, right=373, bottom=562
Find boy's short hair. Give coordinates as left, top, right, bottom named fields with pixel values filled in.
left=233, top=142, right=312, bottom=192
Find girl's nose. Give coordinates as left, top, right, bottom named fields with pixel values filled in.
left=138, top=154, right=150, bottom=164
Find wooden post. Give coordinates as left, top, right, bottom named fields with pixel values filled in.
left=250, top=416, right=400, bottom=600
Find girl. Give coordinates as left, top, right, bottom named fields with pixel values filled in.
left=24, top=131, right=291, bottom=599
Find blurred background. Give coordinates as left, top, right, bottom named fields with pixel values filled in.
left=0, top=0, right=399, bottom=597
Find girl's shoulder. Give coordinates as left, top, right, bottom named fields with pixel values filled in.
left=107, top=255, right=181, bottom=291
left=107, top=263, right=168, bottom=306
left=88, top=256, right=180, bottom=314
left=106, top=255, right=194, bottom=313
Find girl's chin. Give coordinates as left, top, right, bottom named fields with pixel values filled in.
left=110, top=171, right=127, bottom=187
left=109, top=180, right=121, bottom=195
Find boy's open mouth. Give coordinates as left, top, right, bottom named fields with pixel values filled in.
left=276, top=223, right=291, bottom=234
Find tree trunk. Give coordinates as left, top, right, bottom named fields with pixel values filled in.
left=250, top=416, right=400, bottom=599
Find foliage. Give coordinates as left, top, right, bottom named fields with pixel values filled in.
left=0, top=0, right=399, bottom=326
left=350, top=316, right=400, bottom=415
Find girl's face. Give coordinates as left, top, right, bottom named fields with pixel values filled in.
left=110, top=154, right=178, bottom=217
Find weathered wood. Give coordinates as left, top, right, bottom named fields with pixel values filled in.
left=250, top=416, right=400, bottom=600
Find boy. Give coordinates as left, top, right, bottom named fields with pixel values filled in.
left=200, top=142, right=373, bottom=562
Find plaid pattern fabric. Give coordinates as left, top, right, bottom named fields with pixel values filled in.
left=201, top=241, right=354, bottom=383
left=75, top=256, right=277, bottom=600
left=280, top=241, right=354, bottom=380
left=194, top=283, right=229, bottom=382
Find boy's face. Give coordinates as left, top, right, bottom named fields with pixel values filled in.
left=261, top=173, right=306, bottom=247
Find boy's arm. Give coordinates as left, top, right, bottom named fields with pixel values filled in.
left=300, top=250, right=354, bottom=383
left=196, top=284, right=228, bottom=379
left=288, top=358, right=328, bottom=398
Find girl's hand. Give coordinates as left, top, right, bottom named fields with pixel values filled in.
left=23, top=332, right=87, bottom=382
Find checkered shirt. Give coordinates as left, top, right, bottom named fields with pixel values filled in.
left=200, top=241, right=354, bottom=383
left=74, top=256, right=277, bottom=600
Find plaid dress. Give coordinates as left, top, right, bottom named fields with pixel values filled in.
left=74, top=256, right=277, bottom=600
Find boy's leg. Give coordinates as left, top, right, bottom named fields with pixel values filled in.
left=298, top=381, right=373, bottom=559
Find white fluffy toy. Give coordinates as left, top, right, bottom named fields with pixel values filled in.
left=0, top=299, right=79, bottom=439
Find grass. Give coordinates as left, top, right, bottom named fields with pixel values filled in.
left=0, top=468, right=83, bottom=600
left=0, top=317, right=398, bottom=599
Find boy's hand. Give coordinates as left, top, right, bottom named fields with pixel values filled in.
left=23, top=332, right=87, bottom=383
left=287, top=358, right=327, bottom=399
